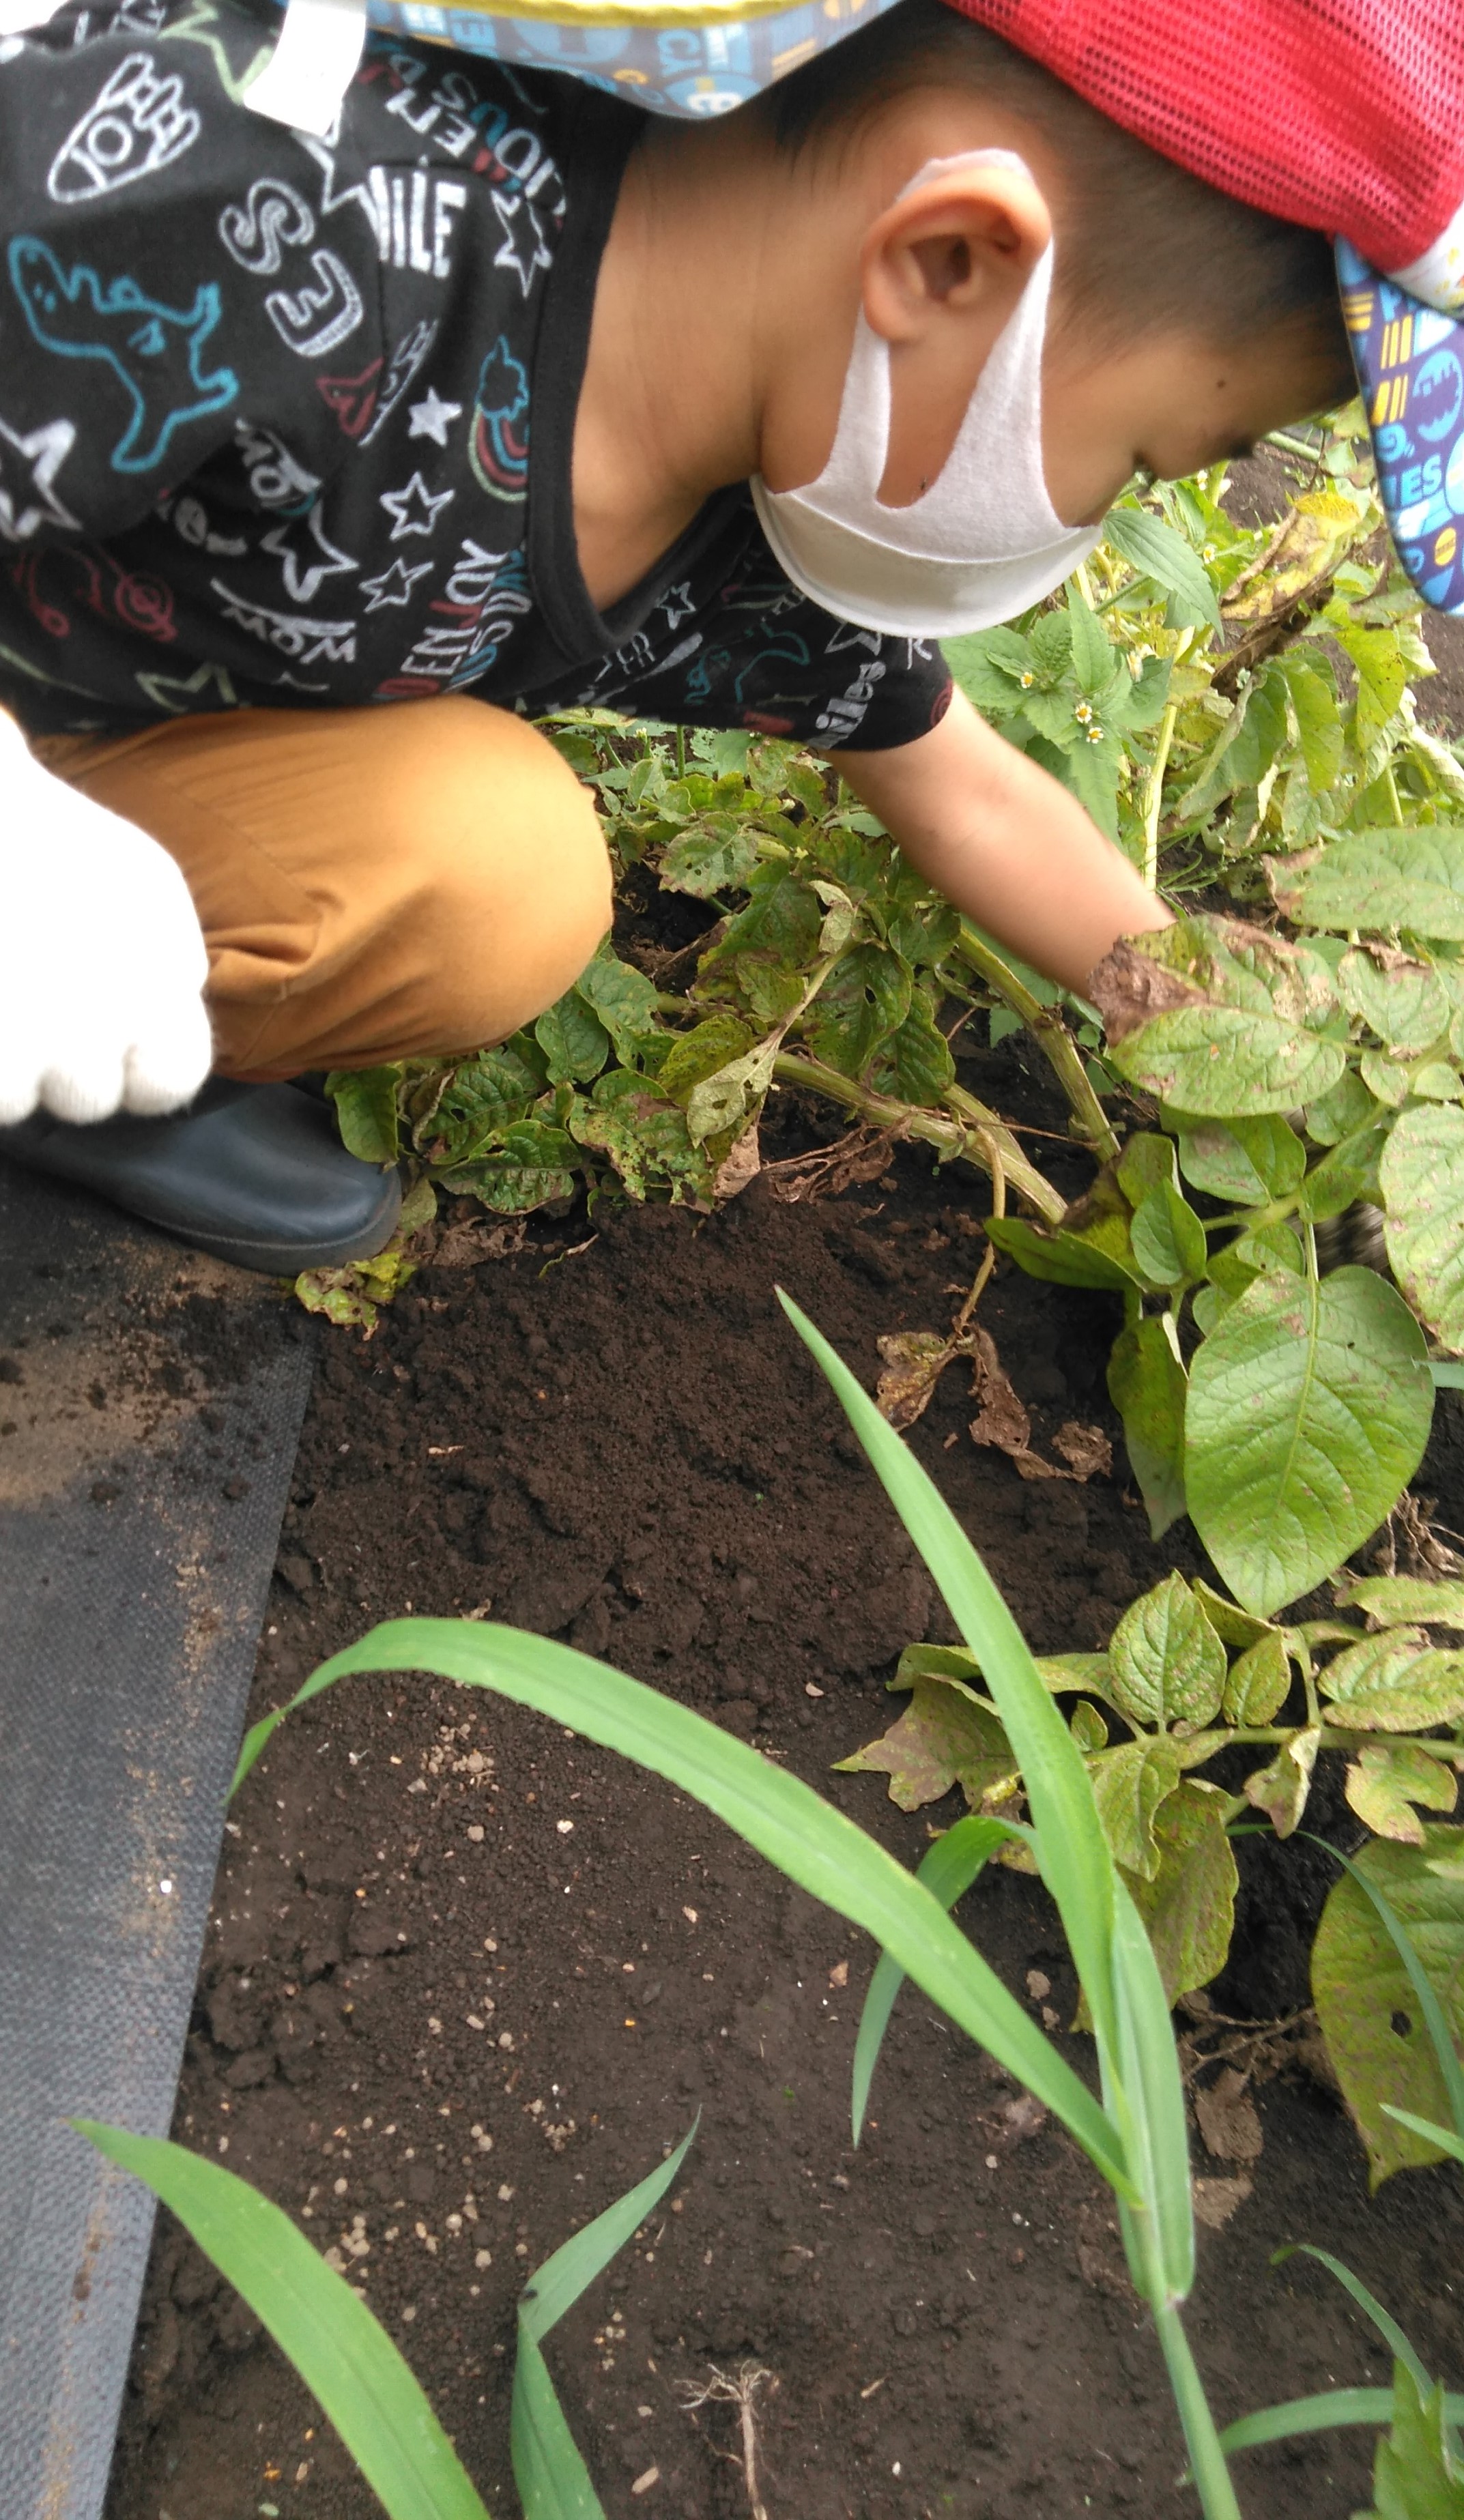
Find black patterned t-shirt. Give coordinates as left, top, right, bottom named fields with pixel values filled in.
left=0, top=0, right=952, bottom=749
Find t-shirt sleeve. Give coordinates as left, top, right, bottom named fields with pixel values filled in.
left=0, top=8, right=385, bottom=548
left=569, top=534, right=954, bottom=751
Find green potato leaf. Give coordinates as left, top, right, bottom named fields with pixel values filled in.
left=1104, top=504, right=1222, bottom=631
left=1342, top=1579, right=1464, bottom=1629
left=572, top=950, right=662, bottom=1062
left=1223, top=1630, right=1292, bottom=1726
left=1107, top=1316, right=1188, bottom=1541
left=1108, top=1572, right=1226, bottom=1730
left=1319, top=1632, right=1464, bottom=1732
left=657, top=1015, right=757, bottom=1108
left=1106, top=1005, right=1347, bottom=1117
left=1184, top=1266, right=1433, bottom=1617
left=984, top=1214, right=1143, bottom=1292
left=535, top=991, right=612, bottom=1087
left=1169, top=1110, right=1307, bottom=1206
left=1116, top=1131, right=1179, bottom=1202
left=1356, top=2364, right=1464, bottom=2520
left=1121, top=1781, right=1237, bottom=2003
left=1340, top=951, right=1452, bottom=1056
left=657, top=815, right=762, bottom=899
left=1381, top=1101, right=1464, bottom=1353
left=1130, top=1183, right=1209, bottom=1288
left=1312, top=1831, right=1464, bottom=2185
left=1276, top=829, right=1464, bottom=941
left=1086, top=1736, right=1184, bottom=1880
left=326, top=1065, right=402, bottom=1165
left=804, top=943, right=913, bottom=1078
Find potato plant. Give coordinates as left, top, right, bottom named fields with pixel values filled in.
left=313, top=408, right=1463, bottom=1630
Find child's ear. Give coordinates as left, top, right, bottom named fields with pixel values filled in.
left=861, top=165, right=1051, bottom=349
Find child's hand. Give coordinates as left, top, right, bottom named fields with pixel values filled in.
left=0, top=718, right=212, bottom=1124
left=833, top=685, right=1173, bottom=994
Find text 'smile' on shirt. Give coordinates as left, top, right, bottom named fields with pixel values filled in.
left=0, top=0, right=952, bottom=748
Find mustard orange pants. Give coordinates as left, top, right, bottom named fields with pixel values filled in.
left=37, top=699, right=614, bottom=1079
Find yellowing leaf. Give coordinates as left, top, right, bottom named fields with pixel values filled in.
left=835, top=1677, right=1019, bottom=1815
left=1244, top=1726, right=1320, bottom=1836
left=1312, top=1831, right=1464, bottom=2184
left=1345, top=1744, right=1458, bottom=1844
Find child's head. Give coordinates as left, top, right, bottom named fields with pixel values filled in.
left=754, top=0, right=1354, bottom=525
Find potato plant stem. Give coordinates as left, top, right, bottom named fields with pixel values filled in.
left=1143, top=699, right=1179, bottom=893
left=953, top=922, right=1121, bottom=1164
left=769, top=1052, right=1067, bottom=1223
left=1153, top=2302, right=1245, bottom=2520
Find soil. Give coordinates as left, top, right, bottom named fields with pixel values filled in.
left=103, top=1040, right=1464, bottom=2520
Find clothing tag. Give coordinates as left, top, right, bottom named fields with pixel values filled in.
left=244, top=0, right=368, bottom=137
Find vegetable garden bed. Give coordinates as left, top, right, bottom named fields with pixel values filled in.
left=99, top=433, right=1464, bottom=2518
left=104, top=1140, right=1464, bottom=2520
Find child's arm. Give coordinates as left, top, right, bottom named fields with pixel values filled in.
left=834, top=686, right=1173, bottom=994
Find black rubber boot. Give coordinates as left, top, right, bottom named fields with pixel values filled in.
left=0, top=1079, right=402, bottom=1275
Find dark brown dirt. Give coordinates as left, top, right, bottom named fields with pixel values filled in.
left=102, top=1071, right=1464, bottom=2520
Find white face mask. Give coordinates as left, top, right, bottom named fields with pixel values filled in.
left=751, top=151, right=1102, bottom=639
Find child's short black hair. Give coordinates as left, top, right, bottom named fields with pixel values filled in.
left=767, top=0, right=1353, bottom=386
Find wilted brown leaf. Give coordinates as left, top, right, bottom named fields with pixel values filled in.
left=1082, top=937, right=1206, bottom=1045
left=713, top=1121, right=762, bottom=1200
left=761, top=1124, right=902, bottom=1205
left=876, top=1330, right=957, bottom=1430
left=1053, top=1421, right=1113, bottom=1480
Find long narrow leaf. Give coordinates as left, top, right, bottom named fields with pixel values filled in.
left=1276, top=2246, right=1433, bottom=2399
left=851, top=1815, right=1013, bottom=2145
left=1220, top=2391, right=1418, bottom=2452
left=1381, top=2104, right=1464, bottom=2167
left=1109, top=1883, right=1196, bottom=2310
left=1307, top=1836, right=1464, bottom=2143
left=234, top=1621, right=1133, bottom=2197
left=72, top=2122, right=491, bottom=2520
left=775, top=1292, right=1120, bottom=2055
left=521, top=2120, right=698, bottom=2345
left=511, top=2124, right=695, bottom=2520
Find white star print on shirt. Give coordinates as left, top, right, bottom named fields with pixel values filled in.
left=0, top=413, right=79, bottom=542
left=361, top=556, right=435, bottom=611
left=379, top=473, right=455, bottom=539
left=407, top=389, right=463, bottom=447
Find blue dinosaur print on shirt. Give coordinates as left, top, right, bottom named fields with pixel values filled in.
left=8, top=236, right=238, bottom=475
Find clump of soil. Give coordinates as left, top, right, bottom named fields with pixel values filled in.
left=106, top=1123, right=1464, bottom=2520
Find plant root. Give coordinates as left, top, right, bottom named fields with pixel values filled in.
left=678, top=2360, right=778, bottom=2519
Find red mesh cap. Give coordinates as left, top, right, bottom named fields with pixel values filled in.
left=943, top=0, right=1464, bottom=306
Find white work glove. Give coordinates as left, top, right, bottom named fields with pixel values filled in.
left=0, top=716, right=213, bottom=1125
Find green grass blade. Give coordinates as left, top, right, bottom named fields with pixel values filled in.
left=851, top=1815, right=1015, bottom=2145
left=510, top=2126, right=695, bottom=2519
left=775, top=1291, right=1119, bottom=2054
left=521, top=2121, right=697, bottom=2345
left=1276, top=2246, right=1433, bottom=2399
left=513, top=2336, right=605, bottom=2520
left=1381, top=2104, right=1464, bottom=2167
left=1109, top=1883, right=1196, bottom=2309
left=72, top=2122, right=491, bottom=2520
left=1431, top=1363, right=1464, bottom=1389
left=1306, top=1836, right=1464, bottom=2144
left=1220, top=2390, right=1464, bottom=2454
left=236, top=1621, right=1134, bottom=2199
